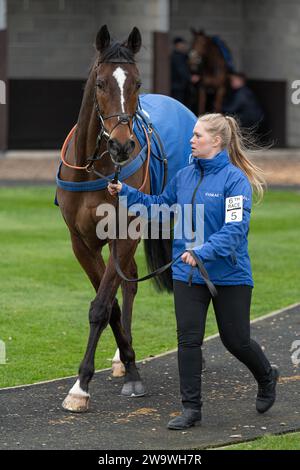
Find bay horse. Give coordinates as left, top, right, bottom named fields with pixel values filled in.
left=56, top=25, right=195, bottom=413
left=189, top=29, right=230, bottom=114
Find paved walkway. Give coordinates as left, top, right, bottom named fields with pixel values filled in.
left=0, top=304, right=299, bottom=450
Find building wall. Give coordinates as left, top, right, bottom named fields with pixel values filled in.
left=0, top=0, right=7, bottom=151
left=170, top=0, right=300, bottom=147
left=242, top=0, right=300, bottom=146
left=6, top=0, right=169, bottom=148
left=0, top=0, right=6, bottom=29
left=7, top=0, right=169, bottom=93
left=6, top=0, right=300, bottom=147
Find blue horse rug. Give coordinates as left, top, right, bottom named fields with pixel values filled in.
left=55, top=94, right=197, bottom=201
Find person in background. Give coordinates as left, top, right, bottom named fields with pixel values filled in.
left=223, top=72, right=264, bottom=129
left=170, top=37, right=192, bottom=107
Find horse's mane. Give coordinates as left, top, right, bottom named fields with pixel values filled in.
left=99, top=41, right=135, bottom=64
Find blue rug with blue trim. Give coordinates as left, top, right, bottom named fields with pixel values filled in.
left=55, top=94, right=197, bottom=202
left=135, top=94, right=197, bottom=194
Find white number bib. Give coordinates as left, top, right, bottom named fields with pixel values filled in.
left=225, top=195, right=243, bottom=223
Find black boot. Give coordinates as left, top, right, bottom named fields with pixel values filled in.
left=256, top=367, right=279, bottom=414
left=167, top=408, right=202, bottom=430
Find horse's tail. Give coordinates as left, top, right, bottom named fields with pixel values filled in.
left=143, top=230, right=173, bottom=293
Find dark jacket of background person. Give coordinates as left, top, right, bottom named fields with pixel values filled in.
left=171, top=45, right=191, bottom=106
left=223, top=85, right=264, bottom=129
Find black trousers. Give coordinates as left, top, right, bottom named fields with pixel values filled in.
left=173, top=280, right=272, bottom=411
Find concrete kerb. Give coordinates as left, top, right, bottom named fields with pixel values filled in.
left=1, top=148, right=300, bottom=161
left=1, top=150, right=60, bottom=160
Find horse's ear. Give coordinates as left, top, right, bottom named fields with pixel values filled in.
left=190, top=27, right=197, bottom=36
left=95, top=25, right=111, bottom=52
left=125, top=27, right=142, bottom=54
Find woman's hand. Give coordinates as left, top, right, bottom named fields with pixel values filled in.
left=107, top=181, right=122, bottom=196
left=181, top=251, right=197, bottom=267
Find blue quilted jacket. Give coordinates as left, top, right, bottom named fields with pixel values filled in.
left=119, top=149, right=254, bottom=287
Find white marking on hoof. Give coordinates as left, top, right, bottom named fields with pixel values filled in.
left=112, top=349, right=125, bottom=377
left=113, top=348, right=120, bottom=363
left=62, top=379, right=90, bottom=413
left=62, top=394, right=90, bottom=413
left=69, top=379, right=90, bottom=397
left=112, top=361, right=126, bottom=378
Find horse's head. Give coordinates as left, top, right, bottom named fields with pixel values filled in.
left=94, top=25, right=142, bottom=166
left=190, top=29, right=208, bottom=57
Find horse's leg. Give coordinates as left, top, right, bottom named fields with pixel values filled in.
left=198, top=86, right=207, bottom=114
left=62, top=240, right=144, bottom=412
left=70, top=232, right=104, bottom=291
left=109, top=297, right=145, bottom=397
left=214, top=85, right=226, bottom=113
left=112, top=258, right=138, bottom=378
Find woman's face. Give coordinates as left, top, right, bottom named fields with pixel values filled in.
left=190, top=121, right=221, bottom=159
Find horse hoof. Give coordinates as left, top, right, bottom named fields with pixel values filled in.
left=62, top=394, right=90, bottom=413
left=121, top=381, right=146, bottom=398
left=112, top=361, right=126, bottom=378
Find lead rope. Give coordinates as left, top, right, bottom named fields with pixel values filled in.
left=188, top=165, right=204, bottom=287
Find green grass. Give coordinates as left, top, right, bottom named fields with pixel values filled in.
left=215, top=432, right=300, bottom=450
left=0, top=187, right=299, bottom=390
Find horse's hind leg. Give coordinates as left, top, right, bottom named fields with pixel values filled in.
left=198, top=86, right=207, bottom=114
left=112, top=259, right=138, bottom=378
left=110, top=298, right=145, bottom=397
left=214, top=85, right=226, bottom=112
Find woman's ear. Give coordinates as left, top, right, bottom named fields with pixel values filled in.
left=213, top=135, right=222, bottom=148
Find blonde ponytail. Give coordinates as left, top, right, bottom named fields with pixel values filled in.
left=198, top=113, right=267, bottom=203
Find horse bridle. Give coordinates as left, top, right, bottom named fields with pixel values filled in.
left=84, top=85, right=137, bottom=182
left=93, top=94, right=135, bottom=149
left=89, top=57, right=140, bottom=174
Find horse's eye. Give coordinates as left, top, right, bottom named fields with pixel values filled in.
left=96, top=79, right=105, bottom=90
left=136, top=81, right=142, bottom=90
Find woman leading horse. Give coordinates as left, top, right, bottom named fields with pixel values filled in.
left=108, top=114, right=279, bottom=430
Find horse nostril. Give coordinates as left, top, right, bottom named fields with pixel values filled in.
left=124, top=139, right=135, bottom=154
left=107, top=138, right=135, bottom=162
left=107, top=138, right=121, bottom=157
